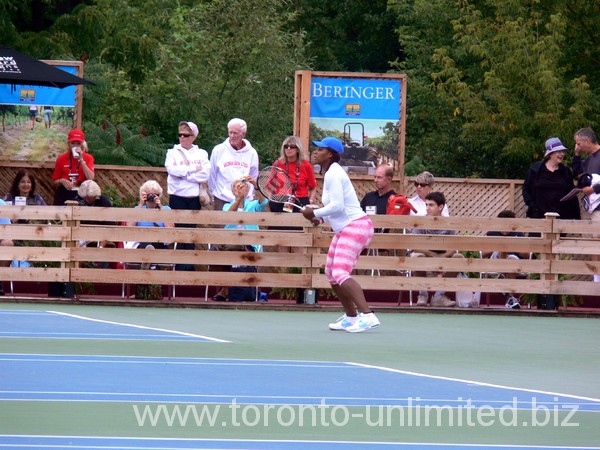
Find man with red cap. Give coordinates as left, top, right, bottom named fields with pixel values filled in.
left=51, top=129, right=95, bottom=205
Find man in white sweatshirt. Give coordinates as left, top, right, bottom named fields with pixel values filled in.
left=209, top=118, right=260, bottom=213
left=165, top=121, right=211, bottom=269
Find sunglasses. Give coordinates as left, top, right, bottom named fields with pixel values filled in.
left=178, top=133, right=192, bottom=138
left=415, top=183, right=430, bottom=187
left=283, top=144, right=298, bottom=149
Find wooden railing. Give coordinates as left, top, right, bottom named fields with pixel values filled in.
left=1, top=205, right=598, bottom=299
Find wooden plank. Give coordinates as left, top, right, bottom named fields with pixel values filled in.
left=71, top=268, right=311, bottom=288
left=0, top=247, right=69, bottom=262
left=0, top=224, right=71, bottom=241
left=72, top=247, right=312, bottom=268
left=0, top=268, right=68, bottom=282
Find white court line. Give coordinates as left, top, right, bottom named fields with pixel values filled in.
left=0, top=435, right=599, bottom=449
left=0, top=356, right=345, bottom=368
left=2, top=352, right=599, bottom=408
left=0, top=353, right=347, bottom=365
left=48, top=311, right=230, bottom=343
left=2, top=390, right=598, bottom=408
left=347, top=362, right=600, bottom=403
left=1, top=355, right=598, bottom=409
left=0, top=310, right=54, bottom=315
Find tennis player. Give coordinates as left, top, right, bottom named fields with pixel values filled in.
left=301, top=137, right=380, bottom=332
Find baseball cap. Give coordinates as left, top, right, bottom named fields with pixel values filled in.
left=544, top=137, right=567, bottom=157
left=68, top=129, right=85, bottom=142
left=312, top=136, right=344, bottom=154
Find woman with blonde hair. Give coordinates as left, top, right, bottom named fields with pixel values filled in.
left=126, top=180, right=174, bottom=238
left=270, top=136, right=317, bottom=212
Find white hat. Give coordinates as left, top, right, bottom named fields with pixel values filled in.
left=179, top=121, right=199, bottom=137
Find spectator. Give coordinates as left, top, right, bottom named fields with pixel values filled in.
left=572, top=128, right=600, bottom=283
left=410, top=191, right=463, bottom=307
left=75, top=180, right=117, bottom=265
left=43, top=106, right=54, bottom=129
left=76, top=180, right=111, bottom=208
left=165, top=121, right=211, bottom=270
left=3, top=170, right=46, bottom=270
left=28, top=105, right=38, bottom=130
left=208, top=118, right=259, bottom=213
left=52, top=129, right=95, bottom=206
left=4, top=169, right=47, bottom=208
left=212, top=176, right=268, bottom=301
left=360, top=163, right=401, bottom=264
left=409, top=171, right=449, bottom=217
left=573, top=128, right=600, bottom=178
left=0, top=199, right=14, bottom=295
left=270, top=135, right=317, bottom=213
left=126, top=180, right=174, bottom=250
left=522, top=137, right=580, bottom=220
left=360, top=164, right=396, bottom=216
left=482, top=209, right=528, bottom=307
left=301, top=137, right=380, bottom=333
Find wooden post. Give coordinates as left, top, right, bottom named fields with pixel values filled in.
left=543, top=212, right=559, bottom=308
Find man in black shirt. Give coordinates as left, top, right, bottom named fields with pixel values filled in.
left=360, top=164, right=395, bottom=216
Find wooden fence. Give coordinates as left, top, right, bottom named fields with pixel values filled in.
left=1, top=205, right=598, bottom=303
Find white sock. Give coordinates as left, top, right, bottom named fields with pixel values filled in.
left=594, top=275, right=600, bottom=283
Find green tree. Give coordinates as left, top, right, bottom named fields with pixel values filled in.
left=84, top=120, right=166, bottom=166
left=391, top=0, right=599, bottom=179
left=293, top=0, right=401, bottom=72
left=139, top=0, right=310, bottom=164
left=46, top=0, right=310, bottom=165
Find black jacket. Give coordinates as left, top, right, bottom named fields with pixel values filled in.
left=522, top=161, right=580, bottom=219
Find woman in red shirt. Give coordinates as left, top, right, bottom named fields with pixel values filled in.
left=270, top=136, right=317, bottom=212
left=51, top=129, right=95, bottom=205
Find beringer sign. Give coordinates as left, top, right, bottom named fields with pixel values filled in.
left=312, top=82, right=396, bottom=100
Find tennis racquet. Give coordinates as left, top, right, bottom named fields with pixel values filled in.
left=256, top=166, right=304, bottom=211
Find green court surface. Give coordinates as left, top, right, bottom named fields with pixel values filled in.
left=1, top=303, right=599, bottom=448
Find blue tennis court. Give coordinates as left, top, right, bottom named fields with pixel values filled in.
left=0, top=309, right=229, bottom=342
left=1, top=307, right=599, bottom=449
left=2, top=353, right=599, bottom=411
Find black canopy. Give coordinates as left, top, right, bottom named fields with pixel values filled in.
left=0, top=45, right=94, bottom=88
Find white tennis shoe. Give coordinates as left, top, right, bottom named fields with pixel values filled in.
left=328, top=314, right=359, bottom=331
left=345, top=313, right=380, bottom=333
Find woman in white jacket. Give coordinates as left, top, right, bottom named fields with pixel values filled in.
left=164, top=121, right=211, bottom=269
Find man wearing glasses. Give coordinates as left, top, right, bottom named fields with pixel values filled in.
left=408, top=171, right=449, bottom=217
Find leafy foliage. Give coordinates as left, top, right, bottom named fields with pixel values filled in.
left=84, top=120, right=166, bottom=166
left=391, top=0, right=599, bottom=179
left=2, top=0, right=600, bottom=178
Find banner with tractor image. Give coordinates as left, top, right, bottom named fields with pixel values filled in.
left=295, top=71, right=406, bottom=177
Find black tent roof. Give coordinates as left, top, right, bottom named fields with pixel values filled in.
left=0, top=45, right=94, bottom=88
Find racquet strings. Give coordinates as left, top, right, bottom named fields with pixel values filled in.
left=257, top=166, right=295, bottom=203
